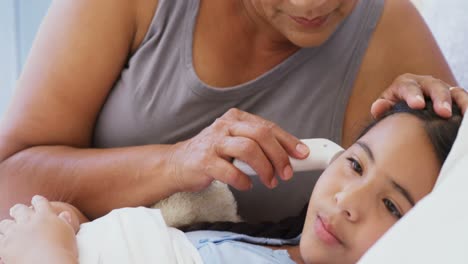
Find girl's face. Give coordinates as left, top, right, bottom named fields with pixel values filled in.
left=246, top=0, right=358, bottom=47
left=300, top=114, right=441, bottom=264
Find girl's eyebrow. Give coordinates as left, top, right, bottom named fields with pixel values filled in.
left=390, top=180, right=415, bottom=206
left=356, top=141, right=415, bottom=206
left=356, top=141, right=375, bottom=162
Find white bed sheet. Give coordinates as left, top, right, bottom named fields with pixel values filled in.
left=76, top=207, right=203, bottom=264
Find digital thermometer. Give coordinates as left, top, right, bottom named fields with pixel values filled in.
left=232, top=138, right=344, bottom=176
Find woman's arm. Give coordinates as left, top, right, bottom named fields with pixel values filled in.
left=0, top=0, right=174, bottom=219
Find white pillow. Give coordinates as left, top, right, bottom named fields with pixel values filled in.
left=358, top=115, right=468, bottom=263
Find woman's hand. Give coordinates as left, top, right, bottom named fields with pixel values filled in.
left=168, top=108, right=310, bottom=192
left=0, top=196, right=78, bottom=264
left=450, top=86, right=468, bottom=114
left=371, top=73, right=468, bottom=118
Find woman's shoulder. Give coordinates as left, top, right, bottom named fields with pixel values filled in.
left=367, top=0, right=453, bottom=78
left=340, top=0, right=455, bottom=146
left=357, top=0, right=455, bottom=93
left=46, top=0, right=154, bottom=56
left=72, top=0, right=160, bottom=55
left=132, top=0, right=199, bottom=54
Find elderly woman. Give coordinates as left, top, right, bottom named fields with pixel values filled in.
left=0, top=0, right=465, bottom=222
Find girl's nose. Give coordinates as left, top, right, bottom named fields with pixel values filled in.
left=334, top=184, right=369, bottom=222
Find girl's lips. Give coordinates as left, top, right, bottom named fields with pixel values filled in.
left=314, top=215, right=343, bottom=246
left=289, top=14, right=330, bottom=28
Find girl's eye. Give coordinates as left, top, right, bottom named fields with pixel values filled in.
left=346, top=158, right=363, bottom=175
left=383, top=198, right=402, bottom=219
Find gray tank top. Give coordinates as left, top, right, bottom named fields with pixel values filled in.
left=93, top=0, right=384, bottom=222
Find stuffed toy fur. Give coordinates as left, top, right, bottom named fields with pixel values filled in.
left=152, top=180, right=241, bottom=228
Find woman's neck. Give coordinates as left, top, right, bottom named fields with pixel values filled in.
left=193, top=0, right=300, bottom=87
left=203, top=0, right=299, bottom=53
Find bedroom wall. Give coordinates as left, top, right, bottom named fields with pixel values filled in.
left=416, top=0, right=468, bottom=88
left=0, top=1, right=18, bottom=116
left=0, top=0, right=51, bottom=116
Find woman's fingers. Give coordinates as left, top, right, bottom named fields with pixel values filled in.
left=393, top=76, right=426, bottom=109
left=372, top=74, right=453, bottom=118
left=9, top=204, right=34, bottom=223
left=227, top=109, right=309, bottom=159
left=371, top=98, right=395, bottom=118
left=205, top=158, right=252, bottom=191
left=223, top=109, right=308, bottom=182
left=217, top=136, right=276, bottom=188
left=174, top=108, right=310, bottom=191
left=372, top=74, right=427, bottom=118
left=416, top=75, right=453, bottom=117
left=227, top=124, right=291, bottom=182
left=450, top=87, right=468, bottom=114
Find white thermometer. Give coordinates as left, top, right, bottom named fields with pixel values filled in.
left=233, top=138, right=344, bottom=176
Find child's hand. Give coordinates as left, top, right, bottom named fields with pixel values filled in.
left=0, top=195, right=78, bottom=264
left=50, top=201, right=90, bottom=233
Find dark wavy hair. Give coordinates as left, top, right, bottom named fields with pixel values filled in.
left=181, top=99, right=463, bottom=239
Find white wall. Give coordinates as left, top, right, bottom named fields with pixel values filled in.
left=0, top=0, right=51, bottom=116
left=0, top=1, right=18, bottom=115
left=16, top=0, right=53, bottom=68
left=417, top=0, right=468, bottom=88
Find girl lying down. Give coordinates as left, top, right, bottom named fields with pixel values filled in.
left=0, top=99, right=462, bottom=264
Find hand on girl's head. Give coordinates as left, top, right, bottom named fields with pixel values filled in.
left=371, top=74, right=468, bottom=119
